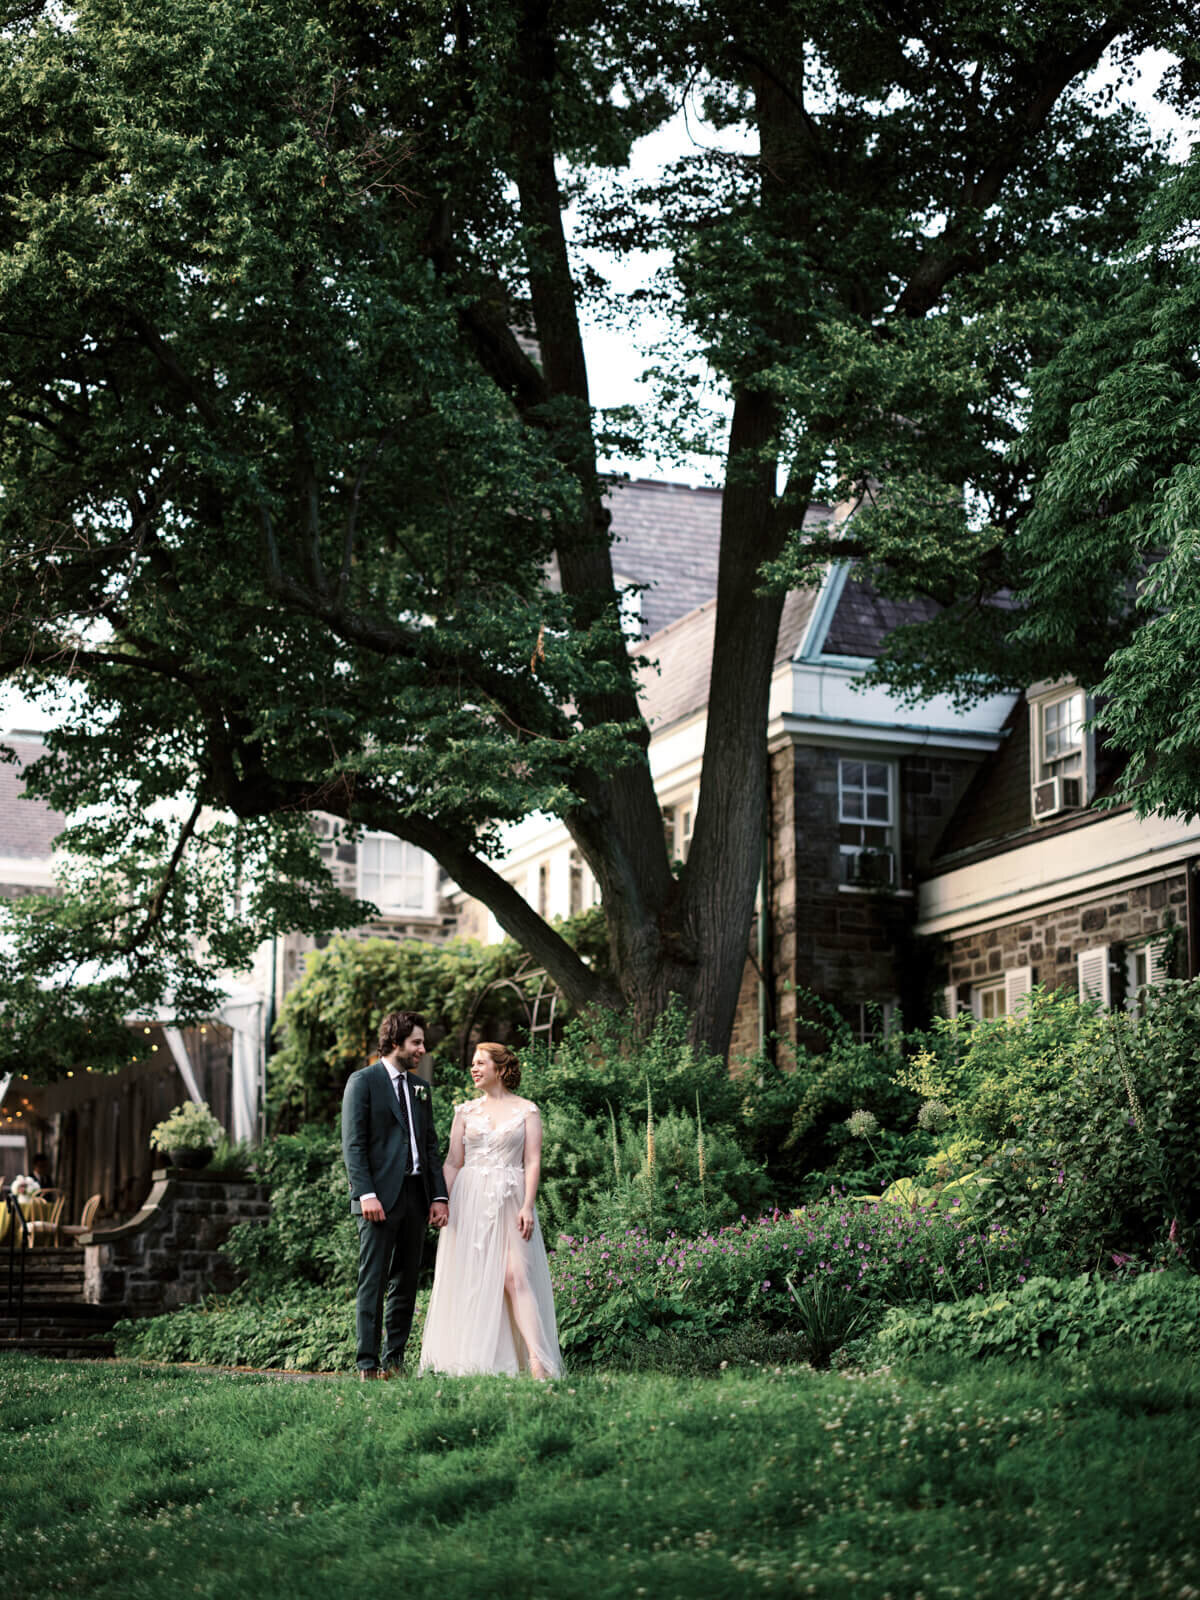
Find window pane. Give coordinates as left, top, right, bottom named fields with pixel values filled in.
left=842, top=790, right=864, bottom=820
left=866, top=792, right=889, bottom=821
left=842, top=761, right=863, bottom=789
left=865, top=763, right=889, bottom=791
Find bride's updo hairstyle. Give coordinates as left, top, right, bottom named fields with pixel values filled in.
left=477, top=1041, right=521, bottom=1092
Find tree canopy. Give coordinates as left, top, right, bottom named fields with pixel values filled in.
left=0, top=0, right=1194, bottom=1073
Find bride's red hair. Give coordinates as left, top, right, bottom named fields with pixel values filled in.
left=476, top=1041, right=521, bottom=1091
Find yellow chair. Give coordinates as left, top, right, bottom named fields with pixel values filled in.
left=28, top=1193, right=65, bottom=1247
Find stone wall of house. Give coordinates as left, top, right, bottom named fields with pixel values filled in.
left=941, top=869, right=1190, bottom=999
left=82, top=1168, right=270, bottom=1313
left=763, top=743, right=982, bottom=1037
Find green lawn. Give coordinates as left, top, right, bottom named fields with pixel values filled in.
left=2, top=1352, right=1198, bottom=1599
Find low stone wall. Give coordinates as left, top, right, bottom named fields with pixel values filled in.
left=81, top=1168, right=270, bottom=1312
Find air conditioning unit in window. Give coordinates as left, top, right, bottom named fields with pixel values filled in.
left=1032, top=775, right=1082, bottom=820
left=846, top=848, right=895, bottom=887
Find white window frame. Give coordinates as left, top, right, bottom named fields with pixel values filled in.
left=1029, top=681, right=1093, bottom=820
left=358, top=833, right=438, bottom=918
left=838, top=757, right=898, bottom=887
left=969, top=966, right=1032, bottom=1021
left=1126, top=936, right=1170, bottom=1009
left=662, top=789, right=699, bottom=865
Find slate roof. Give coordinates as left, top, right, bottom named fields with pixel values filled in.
left=605, top=479, right=724, bottom=637
left=606, top=479, right=834, bottom=639
left=0, top=737, right=65, bottom=859
left=636, top=588, right=818, bottom=733
left=821, top=567, right=942, bottom=659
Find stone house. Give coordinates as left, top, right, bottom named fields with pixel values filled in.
left=918, top=683, right=1200, bottom=1018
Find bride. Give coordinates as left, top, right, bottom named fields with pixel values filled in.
left=419, top=1042, right=562, bottom=1379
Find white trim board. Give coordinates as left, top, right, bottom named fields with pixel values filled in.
left=918, top=811, right=1200, bottom=937
left=793, top=562, right=847, bottom=660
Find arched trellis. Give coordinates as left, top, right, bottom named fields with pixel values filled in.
left=459, top=958, right=560, bottom=1070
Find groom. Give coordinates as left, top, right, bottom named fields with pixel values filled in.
left=342, top=1010, right=448, bottom=1378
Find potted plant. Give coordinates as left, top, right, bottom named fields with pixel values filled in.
left=148, top=1101, right=223, bottom=1170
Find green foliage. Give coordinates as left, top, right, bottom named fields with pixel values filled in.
left=269, top=935, right=530, bottom=1127
left=219, top=1125, right=356, bottom=1296
left=784, top=1274, right=871, bottom=1370
left=977, top=980, right=1200, bottom=1271
left=552, top=1199, right=1032, bottom=1366
left=874, top=1270, right=1200, bottom=1365
left=113, top=1285, right=363, bottom=1374
left=898, top=987, right=1106, bottom=1152
left=568, top=1109, right=771, bottom=1240
left=736, top=1004, right=924, bottom=1199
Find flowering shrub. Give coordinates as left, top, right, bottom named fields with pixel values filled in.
left=148, top=1100, right=223, bottom=1152
left=551, top=1198, right=1032, bottom=1363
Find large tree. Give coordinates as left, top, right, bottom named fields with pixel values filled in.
left=868, top=138, right=1200, bottom=823
left=0, top=0, right=1190, bottom=1071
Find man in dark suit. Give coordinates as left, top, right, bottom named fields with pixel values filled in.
left=341, top=1010, right=448, bottom=1378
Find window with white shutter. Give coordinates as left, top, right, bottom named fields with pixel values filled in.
left=1146, top=938, right=1171, bottom=985
left=1077, top=945, right=1111, bottom=1007
left=942, top=984, right=960, bottom=1019
left=1004, top=966, right=1033, bottom=1016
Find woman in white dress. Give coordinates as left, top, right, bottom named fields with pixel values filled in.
left=419, top=1042, right=562, bottom=1379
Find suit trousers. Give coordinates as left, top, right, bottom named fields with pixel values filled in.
left=354, top=1174, right=429, bottom=1371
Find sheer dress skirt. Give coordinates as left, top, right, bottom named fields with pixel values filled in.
left=419, top=1108, right=562, bottom=1377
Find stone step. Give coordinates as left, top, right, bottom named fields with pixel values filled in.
left=0, top=1302, right=119, bottom=1327
left=0, top=1337, right=116, bottom=1359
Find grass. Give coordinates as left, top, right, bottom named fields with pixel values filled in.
left=2, top=1351, right=1199, bottom=1599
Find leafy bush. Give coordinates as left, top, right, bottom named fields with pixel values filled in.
left=530, top=998, right=743, bottom=1127
left=737, top=1005, right=924, bottom=1201
left=268, top=912, right=610, bottom=1127
left=551, top=1201, right=1034, bottom=1365
left=220, top=1124, right=357, bottom=1295
left=899, top=986, right=1105, bottom=1151
left=113, top=1285, right=364, bottom=1371
left=977, top=981, right=1200, bottom=1271
left=874, top=1270, right=1200, bottom=1364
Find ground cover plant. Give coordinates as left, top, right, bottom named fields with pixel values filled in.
left=3, top=1352, right=1200, bottom=1599
left=551, top=1201, right=1033, bottom=1365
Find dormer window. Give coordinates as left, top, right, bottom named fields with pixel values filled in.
left=1029, top=683, right=1091, bottom=822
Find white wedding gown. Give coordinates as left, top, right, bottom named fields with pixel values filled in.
left=419, top=1098, right=562, bottom=1378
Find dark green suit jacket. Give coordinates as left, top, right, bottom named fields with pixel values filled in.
left=341, top=1061, right=448, bottom=1215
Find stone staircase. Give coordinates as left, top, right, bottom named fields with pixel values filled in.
left=0, top=1247, right=123, bottom=1358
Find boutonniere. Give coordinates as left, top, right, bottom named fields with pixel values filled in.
left=412, top=1081, right=430, bottom=1104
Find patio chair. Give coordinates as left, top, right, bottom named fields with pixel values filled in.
left=27, top=1193, right=66, bottom=1246
left=59, top=1193, right=103, bottom=1242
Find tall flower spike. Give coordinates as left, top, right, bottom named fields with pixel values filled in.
left=606, top=1098, right=621, bottom=1186
left=696, top=1089, right=706, bottom=1185
left=645, top=1082, right=655, bottom=1178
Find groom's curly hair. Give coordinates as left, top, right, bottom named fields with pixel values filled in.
left=477, top=1041, right=521, bottom=1091
left=378, top=1010, right=427, bottom=1055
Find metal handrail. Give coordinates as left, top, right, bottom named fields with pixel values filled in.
left=4, top=1191, right=29, bottom=1336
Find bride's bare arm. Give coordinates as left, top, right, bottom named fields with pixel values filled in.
left=442, top=1105, right=466, bottom=1197
left=518, top=1105, right=542, bottom=1240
